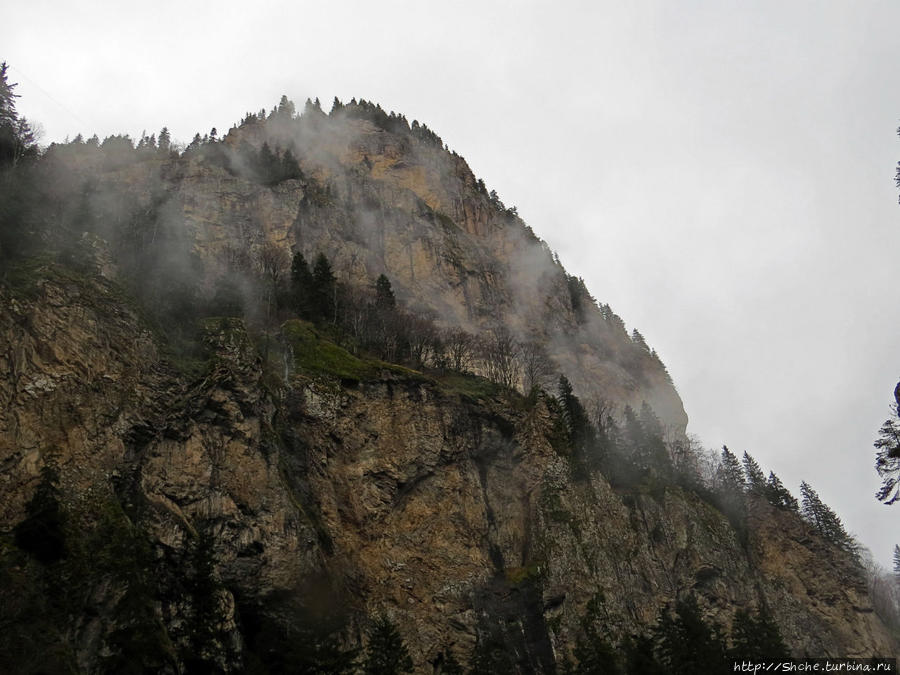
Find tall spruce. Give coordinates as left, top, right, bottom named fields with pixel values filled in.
left=14, top=463, right=66, bottom=564
left=742, top=452, right=766, bottom=495
left=729, top=607, right=790, bottom=660
left=799, top=481, right=855, bottom=555
left=654, top=595, right=726, bottom=675
left=311, top=252, right=337, bottom=323
left=572, top=595, right=620, bottom=674
left=764, top=471, right=799, bottom=511
left=291, top=251, right=314, bottom=317
left=874, top=380, right=900, bottom=504
left=557, top=375, right=594, bottom=480
left=362, top=616, right=413, bottom=675
left=715, top=446, right=748, bottom=528
left=635, top=402, right=671, bottom=474
left=439, top=649, right=463, bottom=675
left=375, top=274, right=396, bottom=310
left=0, top=61, right=36, bottom=168
left=718, top=446, right=745, bottom=491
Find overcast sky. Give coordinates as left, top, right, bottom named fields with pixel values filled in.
left=4, top=0, right=899, bottom=568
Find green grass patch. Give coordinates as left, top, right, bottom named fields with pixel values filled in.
left=281, top=319, right=422, bottom=383
left=282, top=319, right=377, bottom=381
left=2, top=256, right=138, bottom=314
left=433, top=372, right=504, bottom=403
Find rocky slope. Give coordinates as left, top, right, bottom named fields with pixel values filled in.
left=1, top=102, right=897, bottom=672
left=58, top=102, right=686, bottom=436
left=0, top=259, right=895, bottom=673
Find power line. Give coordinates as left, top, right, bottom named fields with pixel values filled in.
left=8, top=64, right=92, bottom=132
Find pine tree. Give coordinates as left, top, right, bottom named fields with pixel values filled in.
left=0, top=62, right=36, bottom=168
left=875, top=380, right=900, bottom=504
left=742, top=452, right=766, bottom=495
left=631, top=328, right=650, bottom=352
left=183, top=529, right=230, bottom=671
left=362, top=616, right=413, bottom=675
left=277, top=94, right=296, bottom=119
left=557, top=375, right=594, bottom=480
left=764, top=471, right=798, bottom=511
left=439, top=649, right=463, bottom=675
left=800, top=481, right=855, bottom=555
left=572, top=594, right=619, bottom=673
left=729, top=607, right=790, bottom=660
left=281, top=148, right=302, bottom=181
left=187, top=133, right=203, bottom=152
left=257, top=142, right=279, bottom=183
left=291, top=251, right=313, bottom=317
left=375, top=274, right=396, bottom=310
left=0, top=62, right=18, bottom=128
left=245, top=596, right=358, bottom=674
left=468, top=629, right=515, bottom=675
left=14, top=463, right=66, bottom=564
left=654, top=595, right=726, bottom=675
left=635, top=402, right=671, bottom=474
left=622, top=634, right=666, bottom=675
left=715, top=446, right=748, bottom=534
left=158, top=126, right=171, bottom=154
left=311, top=252, right=337, bottom=323
left=718, top=446, right=745, bottom=491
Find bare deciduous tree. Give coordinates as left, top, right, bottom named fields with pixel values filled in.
left=520, top=340, right=554, bottom=393
left=443, top=328, right=476, bottom=373
left=481, top=326, right=521, bottom=390
left=255, top=243, right=290, bottom=360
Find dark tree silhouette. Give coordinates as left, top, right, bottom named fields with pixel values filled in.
left=0, top=62, right=36, bottom=168
left=375, top=274, right=396, bottom=310
left=800, top=481, right=856, bottom=556
left=729, top=607, right=790, bottom=660
left=742, top=451, right=766, bottom=495
left=291, top=251, right=314, bottom=317
left=572, top=594, right=619, bottom=673
left=14, top=463, right=66, bottom=564
left=875, top=380, right=900, bottom=504
left=311, top=252, right=337, bottom=323
left=764, top=471, right=799, bottom=511
left=362, top=616, right=413, bottom=675
left=654, top=595, right=726, bottom=675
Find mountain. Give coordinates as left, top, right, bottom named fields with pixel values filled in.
left=0, top=96, right=896, bottom=673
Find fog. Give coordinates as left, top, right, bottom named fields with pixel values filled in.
left=4, top=1, right=899, bottom=566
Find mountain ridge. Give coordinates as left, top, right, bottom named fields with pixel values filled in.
left=0, top=94, right=897, bottom=672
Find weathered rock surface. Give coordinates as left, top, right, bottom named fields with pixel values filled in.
left=1, top=106, right=896, bottom=672
left=87, top=109, right=687, bottom=436
left=0, top=265, right=895, bottom=672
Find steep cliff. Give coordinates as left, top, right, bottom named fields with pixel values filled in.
left=42, top=102, right=685, bottom=436
left=0, top=102, right=897, bottom=673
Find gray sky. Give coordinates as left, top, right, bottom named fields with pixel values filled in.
left=4, top=0, right=899, bottom=567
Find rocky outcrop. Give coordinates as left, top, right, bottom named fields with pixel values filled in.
left=0, top=263, right=895, bottom=672
left=84, top=108, right=687, bottom=437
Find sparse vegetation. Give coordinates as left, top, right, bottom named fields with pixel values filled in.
left=0, top=74, right=886, bottom=674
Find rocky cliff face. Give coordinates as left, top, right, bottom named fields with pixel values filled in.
left=1, top=103, right=897, bottom=672
left=1, top=260, right=895, bottom=672
left=75, top=105, right=686, bottom=437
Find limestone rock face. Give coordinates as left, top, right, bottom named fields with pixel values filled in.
left=1, top=108, right=896, bottom=672
left=0, top=265, right=895, bottom=672
left=89, top=109, right=687, bottom=437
